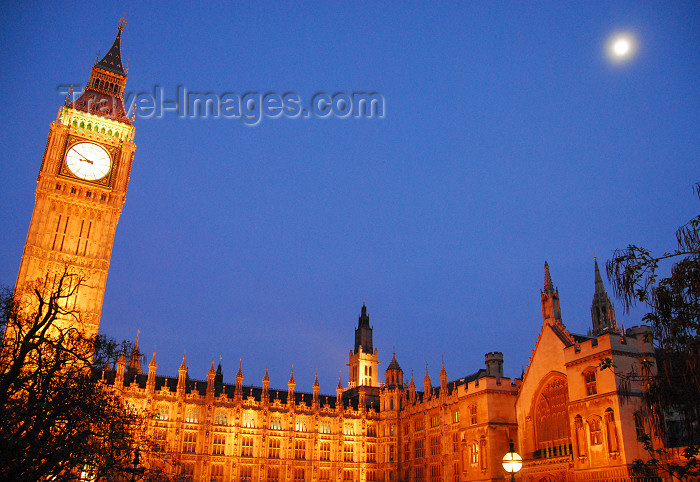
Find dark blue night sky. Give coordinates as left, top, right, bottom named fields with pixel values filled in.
left=1, top=2, right=698, bottom=393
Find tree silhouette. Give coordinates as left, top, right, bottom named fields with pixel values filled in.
left=0, top=269, right=152, bottom=481
left=607, top=183, right=700, bottom=481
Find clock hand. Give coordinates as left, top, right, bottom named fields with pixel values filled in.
left=76, top=152, right=93, bottom=164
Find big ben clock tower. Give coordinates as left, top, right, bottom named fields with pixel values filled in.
left=14, top=19, right=135, bottom=339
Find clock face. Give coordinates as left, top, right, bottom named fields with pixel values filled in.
left=65, top=142, right=111, bottom=181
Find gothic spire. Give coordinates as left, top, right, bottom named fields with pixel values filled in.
left=128, top=330, right=142, bottom=374
left=67, top=17, right=131, bottom=125
left=95, top=21, right=126, bottom=76
left=424, top=363, right=432, bottom=396
left=541, top=261, right=562, bottom=324
left=236, top=360, right=243, bottom=381
left=591, top=257, right=620, bottom=336
left=594, top=257, right=605, bottom=292
left=354, top=303, right=373, bottom=354
left=543, top=261, right=555, bottom=296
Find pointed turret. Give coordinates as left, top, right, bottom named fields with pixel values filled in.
left=354, top=303, right=373, bottom=354
left=67, top=18, right=132, bottom=124
left=424, top=364, right=432, bottom=399
left=206, top=360, right=216, bottom=399
left=591, top=258, right=620, bottom=336
left=214, top=362, right=223, bottom=396
left=349, top=303, right=379, bottom=388
left=440, top=359, right=447, bottom=392
left=409, top=370, right=416, bottom=403
left=177, top=353, right=188, bottom=397
left=385, top=352, right=404, bottom=388
left=544, top=261, right=556, bottom=296
left=128, top=331, right=142, bottom=375
left=235, top=360, right=244, bottom=400
left=541, top=261, right=563, bottom=324
left=95, top=22, right=126, bottom=76
left=313, top=373, right=320, bottom=407
left=288, top=368, right=296, bottom=404
left=146, top=349, right=157, bottom=393
left=336, top=374, right=344, bottom=410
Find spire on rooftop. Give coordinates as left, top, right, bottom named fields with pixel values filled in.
left=591, top=257, right=620, bottom=336
left=543, top=261, right=555, bottom=295
left=594, top=257, right=605, bottom=293
left=95, top=18, right=126, bottom=76
left=354, top=303, right=373, bottom=354
left=541, top=261, right=563, bottom=324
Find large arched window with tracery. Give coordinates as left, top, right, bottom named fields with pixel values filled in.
left=534, top=375, right=571, bottom=458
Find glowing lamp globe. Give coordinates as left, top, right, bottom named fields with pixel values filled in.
left=502, top=451, right=522, bottom=473
left=502, top=441, right=522, bottom=479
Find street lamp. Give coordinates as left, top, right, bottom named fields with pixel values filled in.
left=124, top=448, right=145, bottom=481
left=502, top=440, right=522, bottom=482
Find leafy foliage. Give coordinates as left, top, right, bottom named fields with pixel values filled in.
left=606, top=183, right=700, bottom=481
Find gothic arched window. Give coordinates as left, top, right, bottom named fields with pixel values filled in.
left=534, top=376, right=571, bottom=457
left=470, top=441, right=479, bottom=465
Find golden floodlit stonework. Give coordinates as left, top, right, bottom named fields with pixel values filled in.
left=15, top=22, right=683, bottom=482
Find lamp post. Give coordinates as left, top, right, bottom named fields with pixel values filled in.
left=124, top=448, right=145, bottom=481
left=502, top=440, right=522, bottom=482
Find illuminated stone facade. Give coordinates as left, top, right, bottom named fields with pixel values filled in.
left=108, top=263, right=657, bottom=482
left=14, top=21, right=135, bottom=339
left=110, top=308, right=523, bottom=482
left=16, top=23, right=678, bottom=482
left=515, top=262, right=656, bottom=482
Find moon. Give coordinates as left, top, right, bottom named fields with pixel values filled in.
left=606, top=32, right=637, bottom=63
left=613, top=39, right=630, bottom=56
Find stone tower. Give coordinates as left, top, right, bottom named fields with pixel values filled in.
left=348, top=303, right=379, bottom=388
left=14, top=20, right=136, bottom=339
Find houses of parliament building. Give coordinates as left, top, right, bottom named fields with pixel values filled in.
left=12, top=22, right=671, bottom=482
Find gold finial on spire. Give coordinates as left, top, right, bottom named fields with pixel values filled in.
left=118, top=13, right=127, bottom=33
left=94, top=51, right=100, bottom=65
